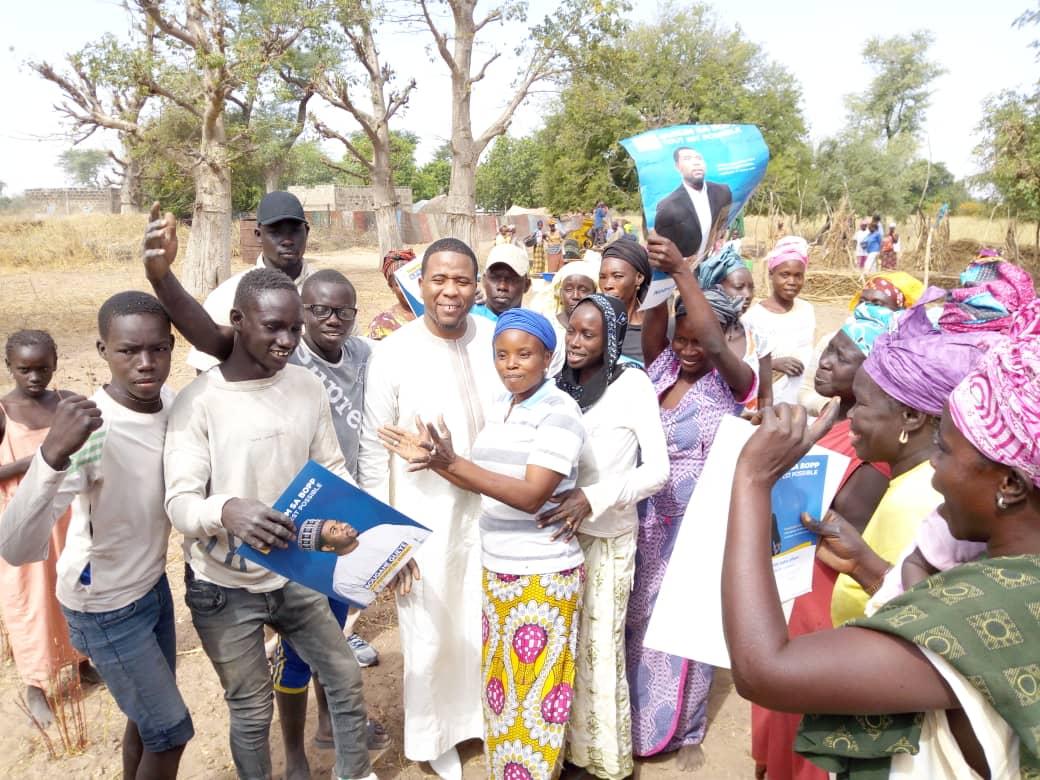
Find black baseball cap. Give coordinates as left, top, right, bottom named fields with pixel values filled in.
left=257, top=191, right=307, bottom=225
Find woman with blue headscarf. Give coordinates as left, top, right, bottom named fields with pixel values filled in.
left=699, top=244, right=774, bottom=410
left=379, top=308, right=587, bottom=779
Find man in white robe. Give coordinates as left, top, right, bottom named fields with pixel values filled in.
left=358, top=238, right=500, bottom=778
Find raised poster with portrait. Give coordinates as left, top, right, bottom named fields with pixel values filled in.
left=620, top=124, right=770, bottom=309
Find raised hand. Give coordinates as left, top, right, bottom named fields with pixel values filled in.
left=424, top=415, right=457, bottom=471
left=772, top=357, right=805, bottom=377
left=143, top=201, right=178, bottom=282
left=646, top=231, right=688, bottom=275
left=40, top=394, right=103, bottom=471
left=737, top=398, right=840, bottom=485
left=220, top=498, right=296, bottom=552
left=378, top=415, right=435, bottom=470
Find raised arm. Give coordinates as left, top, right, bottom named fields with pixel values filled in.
left=648, top=232, right=754, bottom=399
left=722, top=403, right=957, bottom=715
left=381, top=415, right=568, bottom=515
left=641, top=299, right=670, bottom=368
left=0, top=395, right=99, bottom=565
left=143, top=203, right=234, bottom=362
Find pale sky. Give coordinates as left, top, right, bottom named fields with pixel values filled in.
left=3, top=0, right=1036, bottom=195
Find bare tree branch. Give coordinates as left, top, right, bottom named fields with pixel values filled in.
left=134, top=0, right=198, bottom=49
left=418, top=0, right=456, bottom=74
left=312, top=117, right=374, bottom=172
left=473, top=8, right=503, bottom=35
left=469, top=52, right=501, bottom=86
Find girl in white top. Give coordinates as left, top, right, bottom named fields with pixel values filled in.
left=545, top=293, right=669, bottom=780
left=742, top=236, right=815, bottom=406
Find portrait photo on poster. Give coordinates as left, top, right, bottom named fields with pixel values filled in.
left=620, top=125, right=770, bottom=309
left=238, top=461, right=432, bottom=608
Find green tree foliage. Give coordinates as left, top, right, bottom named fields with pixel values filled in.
left=412, top=142, right=451, bottom=201
left=58, top=148, right=113, bottom=187
left=530, top=2, right=807, bottom=213
left=813, top=29, right=957, bottom=219
left=133, top=108, right=269, bottom=217
left=475, top=136, right=540, bottom=211
left=845, top=31, right=946, bottom=142
left=283, top=138, right=339, bottom=186
left=327, top=130, right=420, bottom=188
left=975, top=90, right=1040, bottom=223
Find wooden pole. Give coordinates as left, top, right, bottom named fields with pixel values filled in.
left=923, top=221, right=934, bottom=288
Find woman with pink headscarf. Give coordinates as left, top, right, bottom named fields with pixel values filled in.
left=743, top=236, right=816, bottom=405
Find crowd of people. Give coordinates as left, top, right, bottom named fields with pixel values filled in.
left=0, top=188, right=1036, bottom=780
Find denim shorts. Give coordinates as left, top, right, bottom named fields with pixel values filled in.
left=62, top=574, right=194, bottom=752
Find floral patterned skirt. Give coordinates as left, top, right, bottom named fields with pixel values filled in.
left=482, top=566, right=586, bottom=780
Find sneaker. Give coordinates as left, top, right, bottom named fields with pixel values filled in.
left=347, top=633, right=379, bottom=667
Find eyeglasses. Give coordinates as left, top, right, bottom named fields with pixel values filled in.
left=304, top=304, right=357, bottom=322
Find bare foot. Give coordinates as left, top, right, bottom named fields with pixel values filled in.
left=676, top=744, right=706, bottom=772
left=25, top=685, right=54, bottom=727
left=78, top=660, right=102, bottom=686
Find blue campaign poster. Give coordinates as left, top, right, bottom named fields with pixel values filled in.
left=393, top=256, right=425, bottom=316
left=769, top=454, right=829, bottom=556
left=238, top=461, right=432, bottom=608
left=620, top=125, right=770, bottom=309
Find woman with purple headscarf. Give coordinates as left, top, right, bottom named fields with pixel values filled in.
left=720, top=301, right=1040, bottom=780
left=818, top=304, right=1001, bottom=624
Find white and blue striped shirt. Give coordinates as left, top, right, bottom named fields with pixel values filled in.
left=472, top=380, right=585, bottom=574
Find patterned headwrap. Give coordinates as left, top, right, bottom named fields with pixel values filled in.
left=297, top=518, right=327, bottom=552
left=675, top=287, right=744, bottom=332
left=601, top=240, right=651, bottom=302
left=942, top=261, right=1036, bottom=333
left=848, top=271, right=925, bottom=311
left=697, top=244, right=746, bottom=289
left=949, top=300, right=1040, bottom=487
left=494, top=308, right=557, bottom=353
left=381, top=248, right=416, bottom=283
left=864, top=304, right=1000, bottom=417
left=840, top=302, right=897, bottom=355
left=556, top=294, right=630, bottom=412
left=766, top=235, right=809, bottom=271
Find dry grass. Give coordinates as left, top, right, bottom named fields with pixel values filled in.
left=16, top=663, right=89, bottom=761
left=0, top=212, right=376, bottom=272
left=743, top=212, right=1040, bottom=278
left=0, top=213, right=151, bottom=269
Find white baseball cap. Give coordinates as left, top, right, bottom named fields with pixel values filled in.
left=484, top=243, right=530, bottom=277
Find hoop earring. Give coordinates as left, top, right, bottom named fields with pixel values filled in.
left=898, top=429, right=909, bottom=445
left=997, top=495, right=1008, bottom=511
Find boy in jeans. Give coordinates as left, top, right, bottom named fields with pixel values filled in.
left=163, top=267, right=374, bottom=780
left=0, top=291, right=192, bottom=779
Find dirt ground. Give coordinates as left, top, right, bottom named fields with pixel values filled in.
left=0, top=244, right=851, bottom=779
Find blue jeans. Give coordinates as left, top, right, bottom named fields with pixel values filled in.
left=62, top=574, right=194, bottom=753
left=185, top=570, right=370, bottom=780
